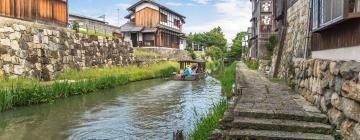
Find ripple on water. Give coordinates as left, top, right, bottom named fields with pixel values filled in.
left=0, top=77, right=222, bottom=140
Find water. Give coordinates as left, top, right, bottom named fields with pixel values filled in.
left=0, top=76, right=222, bottom=140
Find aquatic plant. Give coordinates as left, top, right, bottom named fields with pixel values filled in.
left=0, top=62, right=179, bottom=112
left=190, top=99, right=229, bottom=140
left=221, top=62, right=237, bottom=97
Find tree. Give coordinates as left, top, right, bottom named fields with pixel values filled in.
left=205, top=46, right=225, bottom=60
left=71, top=21, right=80, bottom=33
left=228, top=32, right=247, bottom=60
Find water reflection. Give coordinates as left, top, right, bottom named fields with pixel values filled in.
left=0, top=77, right=222, bottom=140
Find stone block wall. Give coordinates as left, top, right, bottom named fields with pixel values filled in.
left=276, top=0, right=310, bottom=80
left=0, top=19, right=134, bottom=80
left=292, top=58, right=360, bottom=139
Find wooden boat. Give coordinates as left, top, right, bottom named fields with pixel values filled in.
left=172, top=60, right=207, bottom=81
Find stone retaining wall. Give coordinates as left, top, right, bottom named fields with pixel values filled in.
left=275, top=0, right=310, bottom=79
left=292, top=58, right=360, bottom=139
left=0, top=19, right=134, bottom=80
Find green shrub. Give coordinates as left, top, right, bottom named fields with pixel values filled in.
left=244, top=60, right=257, bottom=70
left=206, top=60, right=224, bottom=72
left=71, top=21, right=80, bottom=32
left=266, top=34, right=278, bottom=59
left=190, top=99, right=229, bottom=140
left=186, top=48, right=197, bottom=60
left=205, top=46, right=224, bottom=60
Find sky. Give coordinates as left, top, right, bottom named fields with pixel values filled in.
left=69, top=0, right=252, bottom=42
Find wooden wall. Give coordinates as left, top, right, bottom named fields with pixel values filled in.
left=0, top=0, right=68, bottom=26
left=311, top=18, right=360, bottom=51
left=135, top=7, right=159, bottom=27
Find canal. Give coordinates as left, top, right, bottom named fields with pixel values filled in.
left=0, top=76, right=222, bottom=140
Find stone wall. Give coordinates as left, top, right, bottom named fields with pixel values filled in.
left=0, top=19, right=134, bottom=80
left=292, top=58, right=360, bottom=139
left=276, top=0, right=310, bottom=80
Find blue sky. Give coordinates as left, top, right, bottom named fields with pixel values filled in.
left=69, top=0, right=251, bottom=42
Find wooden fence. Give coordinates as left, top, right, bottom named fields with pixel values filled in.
left=0, top=0, right=68, bottom=26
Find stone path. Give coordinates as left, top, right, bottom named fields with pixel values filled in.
left=214, top=62, right=335, bottom=140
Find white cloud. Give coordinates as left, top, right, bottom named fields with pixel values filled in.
left=116, top=3, right=131, bottom=10
left=185, top=0, right=251, bottom=43
left=192, top=0, right=211, bottom=4
left=166, top=2, right=183, bottom=6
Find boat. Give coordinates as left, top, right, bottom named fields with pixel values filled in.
left=172, top=60, right=207, bottom=81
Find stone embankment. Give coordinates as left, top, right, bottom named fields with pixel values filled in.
left=291, top=58, right=360, bottom=139
left=0, top=19, right=134, bottom=80
left=214, top=62, right=335, bottom=140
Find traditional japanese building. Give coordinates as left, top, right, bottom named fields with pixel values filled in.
left=310, top=0, right=360, bottom=61
left=248, top=0, right=274, bottom=59
left=120, top=0, right=186, bottom=49
left=0, top=0, right=68, bottom=26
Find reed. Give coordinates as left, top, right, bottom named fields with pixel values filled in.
left=221, top=62, right=237, bottom=97
left=190, top=99, right=229, bottom=140
left=0, top=62, right=179, bottom=112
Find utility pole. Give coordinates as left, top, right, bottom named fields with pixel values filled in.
left=117, top=8, right=120, bottom=25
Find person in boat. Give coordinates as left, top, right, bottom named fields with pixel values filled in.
left=191, top=66, right=197, bottom=75
left=184, top=65, right=192, bottom=78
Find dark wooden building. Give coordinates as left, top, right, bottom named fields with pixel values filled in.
left=0, top=0, right=68, bottom=26
left=248, top=0, right=275, bottom=59
left=311, top=0, right=360, bottom=61
left=120, top=0, right=186, bottom=49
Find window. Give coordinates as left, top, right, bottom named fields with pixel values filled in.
left=312, top=0, right=319, bottom=29
left=312, top=0, right=344, bottom=30
left=162, top=33, right=170, bottom=47
left=349, top=0, right=360, bottom=13
left=143, top=33, right=155, bottom=46
left=174, top=19, right=180, bottom=28
left=161, top=13, right=167, bottom=22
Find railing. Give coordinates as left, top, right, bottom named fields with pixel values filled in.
left=0, top=0, right=68, bottom=26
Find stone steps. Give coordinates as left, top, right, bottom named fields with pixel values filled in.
left=229, top=129, right=335, bottom=140
left=232, top=117, right=332, bottom=134
left=234, top=108, right=328, bottom=123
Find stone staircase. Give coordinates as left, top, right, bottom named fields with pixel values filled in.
left=214, top=63, right=336, bottom=140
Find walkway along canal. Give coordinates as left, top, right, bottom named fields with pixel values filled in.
left=0, top=77, right=223, bottom=140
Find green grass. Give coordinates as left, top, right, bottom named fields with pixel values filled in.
left=244, top=60, right=257, bottom=70
left=190, top=99, right=229, bottom=140
left=221, top=62, right=237, bottom=97
left=134, top=48, right=160, bottom=57
left=55, top=61, right=179, bottom=81
left=79, top=30, right=113, bottom=38
left=0, top=78, right=40, bottom=89
left=0, top=62, right=179, bottom=112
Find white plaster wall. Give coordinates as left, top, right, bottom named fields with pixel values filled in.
left=312, top=45, right=360, bottom=61
left=136, top=3, right=159, bottom=12
left=124, top=33, right=131, bottom=42
left=179, top=39, right=186, bottom=50
left=138, top=33, right=143, bottom=41
left=160, top=10, right=181, bottom=30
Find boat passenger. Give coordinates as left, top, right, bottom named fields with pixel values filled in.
left=185, top=65, right=192, bottom=77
